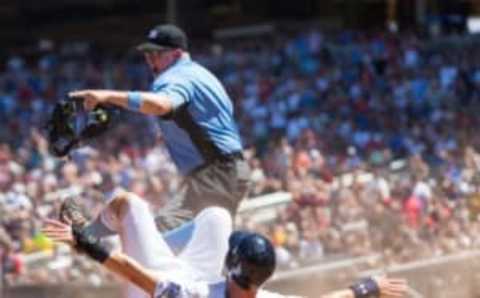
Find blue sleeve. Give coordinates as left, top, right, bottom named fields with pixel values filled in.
left=152, top=78, right=193, bottom=112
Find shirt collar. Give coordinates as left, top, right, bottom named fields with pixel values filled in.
left=173, top=53, right=191, bottom=67
left=153, top=53, right=191, bottom=82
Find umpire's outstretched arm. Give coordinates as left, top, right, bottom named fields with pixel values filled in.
left=69, top=90, right=175, bottom=116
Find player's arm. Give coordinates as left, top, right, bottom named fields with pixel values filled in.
left=69, top=90, right=174, bottom=116
left=320, top=276, right=407, bottom=298
left=42, top=219, right=158, bottom=297
left=104, top=251, right=157, bottom=296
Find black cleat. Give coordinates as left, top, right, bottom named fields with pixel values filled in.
left=59, top=196, right=89, bottom=228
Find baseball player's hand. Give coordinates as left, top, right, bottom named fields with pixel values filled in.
left=374, top=276, right=408, bottom=297
left=69, top=90, right=112, bottom=110
left=42, top=218, right=75, bottom=246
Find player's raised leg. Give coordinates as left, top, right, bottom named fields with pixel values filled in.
left=172, top=206, right=232, bottom=282
left=90, top=192, right=195, bottom=298
left=110, top=197, right=233, bottom=283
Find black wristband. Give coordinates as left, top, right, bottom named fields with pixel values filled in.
left=72, top=226, right=110, bottom=263
left=349, top=277, right=380, bottom=298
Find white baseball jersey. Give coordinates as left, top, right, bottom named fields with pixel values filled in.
left=154, top=280, right=294, bottom=298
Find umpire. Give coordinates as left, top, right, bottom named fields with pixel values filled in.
left=70, top=24, right=251, bottom=225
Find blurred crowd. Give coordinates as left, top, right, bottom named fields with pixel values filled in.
left=244, top=143, right=480, bottom=270
left=3, top=28, right=480, bottom=286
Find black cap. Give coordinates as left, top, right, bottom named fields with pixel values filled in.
left=136, top=24, right=188, bottom=52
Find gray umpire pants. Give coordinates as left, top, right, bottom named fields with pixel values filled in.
left=156, top=157, right=251, bottom=229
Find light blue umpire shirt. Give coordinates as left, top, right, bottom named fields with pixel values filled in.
left=151, top=54, right=243, bottom=176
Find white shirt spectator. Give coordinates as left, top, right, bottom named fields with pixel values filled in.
left=250, top=166, right=266, bottom=184
left=275, top=246, right=295, bottom=269
left=368, top=176, right=391, bottom=201
left=299, top=239, right=324, bottom=260
left=413, top=181, right=432, bottom=201
left=4, top=191, right=32, bottom=211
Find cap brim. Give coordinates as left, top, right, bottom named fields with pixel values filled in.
left=136, top=42, right=170, bottom=52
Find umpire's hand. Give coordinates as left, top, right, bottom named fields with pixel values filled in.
left=69, top=90, right=113, bottom=110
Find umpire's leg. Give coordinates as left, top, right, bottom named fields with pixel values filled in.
left=156, top=157, right=251, bottom=230
left=184, top=157, right=251, bottom=217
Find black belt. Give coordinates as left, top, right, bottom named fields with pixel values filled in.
left=209, top=151, right=244, bottom=163
left=189, top=151, right=245, bottom=176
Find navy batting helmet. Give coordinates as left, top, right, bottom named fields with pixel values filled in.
left=225, top=231, right=276, bottom=290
